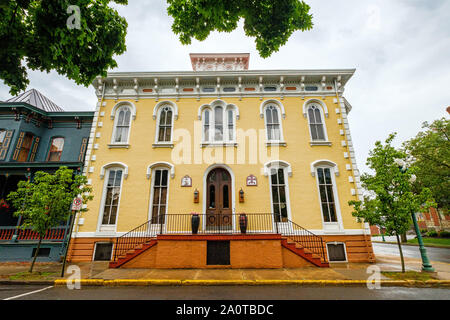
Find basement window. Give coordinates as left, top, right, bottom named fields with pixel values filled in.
left=223, top=87, right=236, bottom=92
left=207, top=241, right=230, bottom=265
left=305, top=86, right=318, bottom=91
left=94, top=243, right=113, bottom=261
left=264, top=86, right=277, bottom=92
left=327, top=243, right=347, bottom=262
left=202, top=87, right=215, bottom=93
left=31, top=248, right=51, bottom=258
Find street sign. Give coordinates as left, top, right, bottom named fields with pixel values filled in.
left=71, top=197, right=83, bottom=211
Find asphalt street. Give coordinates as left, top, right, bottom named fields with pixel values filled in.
left=372, top=242, right=450, bottom=263
left=0, top=284, right=449, bottom=300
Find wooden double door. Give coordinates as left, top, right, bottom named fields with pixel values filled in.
left=206, top=168, right=232, bottom=228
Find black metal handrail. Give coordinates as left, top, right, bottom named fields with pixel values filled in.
left=278, top=219, right=327, bottom=263
left=112, top=213, right=327, bottom=263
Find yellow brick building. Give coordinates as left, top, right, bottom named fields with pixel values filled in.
left=68, top=54, right=374, bottom=267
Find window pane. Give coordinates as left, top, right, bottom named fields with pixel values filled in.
left=209, top=185, right=215, bottom=208
left=115, top=170, right=123, bottom=185
left=158, top=127, right=166, bottom=142
left=322, top=203, right=330, bottom=222
left=324, top=168, right=332, bottom=184
left=166, top=110, right=172, bottom=125
left=117, top=110, right=124, bottom=125
left=317, top=168, right=324, bottom=184
left=277, top=169, right=285, bottom=185
left=271, top=108, right=279, bottom=123
left=124, top=110, right=131, bottom=124
left=154, top=170, right=161, bottom=186
left=159, top=110, right=167, bottom=125
left=161, top=170, right=168, bottom=186
left=271, top=171, right=278, bottom=185
left=223, top=185, right=229, bottom=208
left=266, top=108, right=272, bottom=123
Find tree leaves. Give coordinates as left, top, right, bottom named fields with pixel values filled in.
left=403, top=118, right=450, bottom=211
left=0, top=0, right=128, bottom=95
left=348, top=133, right=435, bottom=237
left=7, top=167, right=93, bottom=237
left=167, top=0, right=313, bottom=58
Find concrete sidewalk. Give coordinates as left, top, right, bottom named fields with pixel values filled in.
left=1, top=254, right=449, bottom=282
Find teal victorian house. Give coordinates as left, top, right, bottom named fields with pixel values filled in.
left=0, top=89, right=93, bottom=261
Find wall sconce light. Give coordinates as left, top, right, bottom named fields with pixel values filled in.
left=194, top=189, right=199, bottom=203
left=239, top=188, right=245, bottom=203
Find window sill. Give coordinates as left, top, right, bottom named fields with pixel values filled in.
left=108, top=143, right=130, bottom=149
left=152, top=143, right=174, bottom=148
left=310, top=141, right=332, bottom=146
left=201, top=142, right=237, bottom=148
left=266, top=141, right=287, bottom=147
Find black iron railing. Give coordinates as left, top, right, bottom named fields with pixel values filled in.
left=277, top=219, right=327, bottom=262
left=112, top=213, right=327, bottom=263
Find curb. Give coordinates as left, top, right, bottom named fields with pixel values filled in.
left=372, top=241, right=450, bottom=249
left=47, top=279, right=450, bottom=287
left=1, top=279, right=449, bottom=287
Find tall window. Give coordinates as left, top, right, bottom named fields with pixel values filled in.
left=307, top=105, right=325, bottom=141
left=47, top=137, right=64, bottom=161
left=17, top=133, right=34, bottom=162
left=270, top=168, right=288, bottom=222
left=202, top=105, right=236, bottom=143
left=151, top=169, right=169, bottom=224
left=113, top=107, right=131, bottom=143
left=317, top=167, right=337, bottom=222
left=157, top=106, right=173, bottom=142
left=101, top=169, right=123, bottom=225
left=265, top=105, right=281, bottom=141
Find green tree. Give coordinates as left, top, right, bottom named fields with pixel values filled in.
left=403, top=118, right=450, bottom=212
left=0, top=0, right=128, bottom=95
left=7, top=167, right=93, bottom=273
left=167, top=0, right=313, bottom=58
left=349, top=134, right=434, bottom=272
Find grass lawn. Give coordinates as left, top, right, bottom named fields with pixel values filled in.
left=407, top=237, right=450, bottom=247
left=9, top=271, right=57, bottom=281
left=381, top=271, right=437, bottom=281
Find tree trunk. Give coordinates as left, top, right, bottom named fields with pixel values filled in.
left=395, top=232, right=405, bottom=273
left=401, top=232, right=407, bottom=243
left=29, top=236, right=43, bottom=273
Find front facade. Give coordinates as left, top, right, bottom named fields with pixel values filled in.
left=69, top=54, right=374, bottom=266
left=0, top=89, right=93, bottom=261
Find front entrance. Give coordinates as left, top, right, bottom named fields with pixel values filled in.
left=206, top=168, right=232, bottom=229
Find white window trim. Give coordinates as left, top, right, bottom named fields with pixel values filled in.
left=153, top=103, right=175, bottom=146
left=146, top=162, right=175, bottom=179
left=96, top=166, right=126, bottom=233
left=199, top=99, right=238, bottom=146
left=261, top=101, right=286, bottom=144
left=313, top=163, right=344, bottom=232
left=147, top=166, right=171, bottom=231
left=326, top=241, right=348, bottom=263
left=264, top=160, right=292, bottom=224
left=110, top=105, right=133, bottom=146
left=306, top=102, right=330, bottom=144
left=92, top=241, right=114, bottom=261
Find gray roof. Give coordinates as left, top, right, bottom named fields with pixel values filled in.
left=6, top=89, right=64, bottom=112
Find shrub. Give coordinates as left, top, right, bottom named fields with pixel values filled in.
left=426, top=230, right=438, bottom=237
left=438, top=231, right=450, bottom=238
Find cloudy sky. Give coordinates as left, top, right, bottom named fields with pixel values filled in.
left=0, top=0, right=449, bottom=174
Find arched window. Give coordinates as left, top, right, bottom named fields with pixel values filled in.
left=307, top=104, right=326, bottom=141
left=157, top=105, right=173, bottom=142
left=265, top=104, right=281, bottom=141
left=47, top=137, right=64, bottom=161
left=311, top=160, right=342, bottom=228
left=101, top=167, right=124, bottom=226
left=264, top=160, right=292, bottom=223
left=202, top=105, right=236, bottom=143
left=112, top=106, right=132, bottom=144
left=200, top=100, right=238, bottom=144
